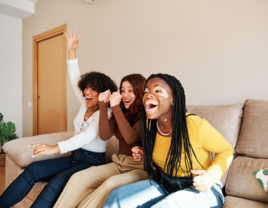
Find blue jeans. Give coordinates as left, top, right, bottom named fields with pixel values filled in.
left=103, top=179, right=225, bottom=208
left=0, top=149, right=105, bottom=208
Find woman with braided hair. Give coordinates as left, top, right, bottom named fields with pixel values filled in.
left=103, top=73, right=233, bottom=208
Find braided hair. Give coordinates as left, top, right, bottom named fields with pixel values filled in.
left=140, top=73, right=201, bottom=186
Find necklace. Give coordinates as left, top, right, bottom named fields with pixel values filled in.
left=156, top=121, right=172, bottom=136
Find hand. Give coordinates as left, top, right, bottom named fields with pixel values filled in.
left=28, top=143, right=60, bottom=158
left=109, top=90, right=122, bottom=107
left=132, top=146, right=144, bottom=161
left=64, top=28, right=82, bottom=51
left=99, top=90, right=111, bottom=103
left=191, top=169, right=213, bottom=192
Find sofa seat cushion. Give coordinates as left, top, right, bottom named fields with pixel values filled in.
left=225, top=156, right=268, bottom=203
left=3, top=132, right=74, bottom=168
left=236, top=99, right=268, bottom=158
left=224, top=196, right=268, bottom=208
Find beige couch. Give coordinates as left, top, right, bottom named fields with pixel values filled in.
left=3, top=99, right=268, bottom=207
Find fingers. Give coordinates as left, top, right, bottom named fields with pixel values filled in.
left=64, top=32, right=69, bottom=41
left=32, top=149, right=44, bottom=158
left=73, top=28, right=75, bottom=38
left=68, top=29, right=72, bottom=39
left=99, top=90, right=111, bottom=102
left=28, top=143, right=41, bottom=147
left=77, top=31, right=82, bottom=41
left=132, top=146, right=143, bottom=161
left=132, top=152, right=143, bottom=161
left=131, top=146, right=139, bottom=152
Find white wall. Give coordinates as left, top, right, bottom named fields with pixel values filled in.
left=0, top=13, right=22, bottom=138
left=23, top=0, right=268, bottom=137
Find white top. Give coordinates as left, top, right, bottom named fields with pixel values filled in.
left=58, top=58, right=112, bottom=154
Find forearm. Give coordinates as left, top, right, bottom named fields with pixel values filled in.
left=207, top=143, right=233, bottom=183
left=99, top=101, right=114, bottom=140
left=68, top=49, right=76, bottom=60
left=112, top=105, right=140, bottom=144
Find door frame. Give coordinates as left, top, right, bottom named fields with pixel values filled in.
left=32, top=24, right=67, bottom=136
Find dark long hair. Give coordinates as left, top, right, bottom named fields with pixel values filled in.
left=116, top=74, right=146, bottom=125
left=140, top=73, right=201, bottom=184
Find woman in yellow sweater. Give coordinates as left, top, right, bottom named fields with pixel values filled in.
left=103, top=73, right=233, bottom=208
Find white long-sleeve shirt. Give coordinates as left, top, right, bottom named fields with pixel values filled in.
left=58, top=58, right=112, bottom=153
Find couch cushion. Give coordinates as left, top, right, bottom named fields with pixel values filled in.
left=224, top=196, right=268, bottom=208
left=225, top=156, right=268, bottom=203
left=187, top=104, right=243, bottom=152
left=236, top=99, right=268, bottom=158
left=3, top=132, right=73, bottom=168
left=187, top=104, right=243, bottom=186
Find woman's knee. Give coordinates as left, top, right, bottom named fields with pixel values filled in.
left=20, top=162, right=40, bottom=181
left=68, top=171, right=85, bottom=185
left=103, top=175, right=122, bottom=191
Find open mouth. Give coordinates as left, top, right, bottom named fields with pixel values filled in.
left=86, top=96, right=92, bottom=102
left=124, top=100, right=132, bottom=104
left=145, top=102, right=158, bottom=110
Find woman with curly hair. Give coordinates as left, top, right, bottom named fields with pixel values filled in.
left=54, top=73, right=147, bottom=208
left=0, top=29, right=118, bottom=208
left=103, top=73, right=233, bottom=208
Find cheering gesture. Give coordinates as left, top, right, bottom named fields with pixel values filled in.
left=64, top=28, right=82, bottom=59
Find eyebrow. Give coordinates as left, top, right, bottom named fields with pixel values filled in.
left=121, top=86, right=133, bottom=88
left=145, top=84, right=165, bottom=89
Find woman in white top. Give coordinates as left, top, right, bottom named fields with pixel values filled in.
left=0, top=29, right=118, bottom=208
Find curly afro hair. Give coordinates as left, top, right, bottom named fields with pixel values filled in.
left=78, top=71, right=118, bottom=95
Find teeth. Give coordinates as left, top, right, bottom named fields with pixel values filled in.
left=146, top=101, right=157, bottom=106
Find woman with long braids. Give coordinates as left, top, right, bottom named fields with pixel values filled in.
left=54, top=74, right=148, bottom=208
left=103, top=73, right=233, bottom=208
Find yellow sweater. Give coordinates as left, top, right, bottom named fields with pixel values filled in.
left=152, top=115, right=233, bottom=184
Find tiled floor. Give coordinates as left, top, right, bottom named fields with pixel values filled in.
left=0, top=167, right=5, bottom=195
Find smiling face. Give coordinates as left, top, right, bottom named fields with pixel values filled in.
left=84, top=85, right=99, bottom=109
left=121, top=81, right=136, bottom=109
left=143, top=77, right=173, bottom=120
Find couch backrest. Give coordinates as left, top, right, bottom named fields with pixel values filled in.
left=236, top=99, right=268, bottom=158
left=187, top=103, right=243, bottom=186
left=225, top=99, right=268, bottom=203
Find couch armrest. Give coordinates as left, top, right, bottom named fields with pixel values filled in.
left=3, top=131, right=73, bottom=168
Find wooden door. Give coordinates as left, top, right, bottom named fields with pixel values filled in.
left=33, top=25, right=67, bottom=135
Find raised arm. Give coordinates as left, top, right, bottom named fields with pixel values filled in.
left=65, top=29, right=84, bottom=103
left=99, top=101, right=117, bottom=141
left=109, top=91, right=141, bottom=144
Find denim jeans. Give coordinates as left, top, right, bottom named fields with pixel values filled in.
left=103, top=179, right=225, bottom=208
left=0, top=149, right=105, bottom=208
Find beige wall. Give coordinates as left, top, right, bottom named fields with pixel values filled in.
left=0, top=13, right=22, bottom=137
left=23, top=0, right=268, bottom=137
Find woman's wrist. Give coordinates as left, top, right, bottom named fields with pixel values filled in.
left=68, top=50, right=77, bottom=60
left=53, top=144, right=61, bottom=153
